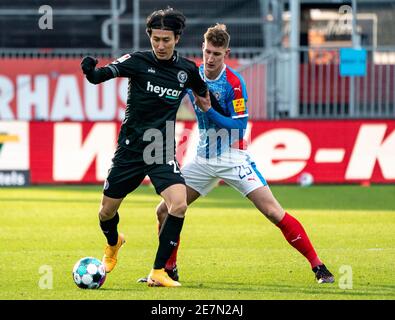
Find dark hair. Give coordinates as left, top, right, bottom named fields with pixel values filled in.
left=146, top=7, right=186, bottom=36
left=204, top=23, right=230, bottom=48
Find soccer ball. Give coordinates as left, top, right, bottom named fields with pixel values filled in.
left=72, top=257, right=106, bottom=289
left=298, top=172, right=314, bottom=187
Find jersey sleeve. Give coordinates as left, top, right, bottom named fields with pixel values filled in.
left=225, top=69, right=249, bottom=119
left=106, top=53, right=138, bottom=78
left=187, top=63, right=208, bottom=97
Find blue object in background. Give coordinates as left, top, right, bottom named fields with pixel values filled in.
left=339, top=48, right=367, bottom=77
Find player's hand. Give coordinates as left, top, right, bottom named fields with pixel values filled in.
left=193, top=90, right=211, bottom=112
left=81, top=56, right=98, bottom=74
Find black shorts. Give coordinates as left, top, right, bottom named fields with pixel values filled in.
left=103, top=146, right=185, bottom=199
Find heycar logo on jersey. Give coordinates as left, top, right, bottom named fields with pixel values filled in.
left=146, top=81, right=182, bottom=100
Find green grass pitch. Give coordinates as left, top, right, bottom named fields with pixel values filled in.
left=0, top=185, right=394, bottom=300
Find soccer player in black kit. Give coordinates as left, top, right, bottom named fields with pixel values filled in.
left=80, top=8, right=210, bottom=287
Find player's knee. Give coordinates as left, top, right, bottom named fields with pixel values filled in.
left=168, top=201, right=188, bottom=217
left=262, top=205, right=284, bottom=224
left=99, top=206, right=117, bottom=221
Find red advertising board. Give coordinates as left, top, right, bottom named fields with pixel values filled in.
left=0, top=58, right=240, bottom=122
left=0, top=58, right=132, bottom=122
left=23, top=120, right=395, bottom=184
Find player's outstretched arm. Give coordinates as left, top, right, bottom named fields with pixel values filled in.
left=205, top=107, right=247, bottom=130
left=193, top=91, right=247, bottom=130
left=81, top=56, right=98, bottom=74
left=193, top=90, right=211, bottom=112
left=81, top=56, right=114, bottom=84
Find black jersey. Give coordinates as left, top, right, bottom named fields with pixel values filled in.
left=90, top=50, right=207, bottom=161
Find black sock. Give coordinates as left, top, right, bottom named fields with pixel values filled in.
left=99, top=212, right=119, bottom=246
left=154, top=214, right=184, bottom=269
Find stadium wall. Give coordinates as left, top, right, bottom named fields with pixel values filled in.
left=1, top=120, right=394, bottom=186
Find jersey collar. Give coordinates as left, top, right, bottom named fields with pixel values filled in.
left=151, top=50, right=179, bottom=65
left=202, top=64, right=226, bottom=82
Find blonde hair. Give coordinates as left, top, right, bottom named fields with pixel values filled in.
left=204, top=23, right=230, bottom=48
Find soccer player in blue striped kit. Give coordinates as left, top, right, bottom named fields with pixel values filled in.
left=139, top=23, right=334, bottom=285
